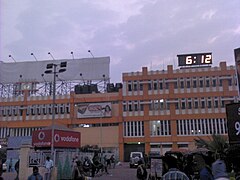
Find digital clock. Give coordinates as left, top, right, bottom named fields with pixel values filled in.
left=177, top=52, right=212, bottom=66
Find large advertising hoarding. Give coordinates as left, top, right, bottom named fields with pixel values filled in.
left=32, top=129, right=81, bottom=148
left=0, top=57, right=110, bottom=83
left=77, top=102, right=112, bottom=118
left=234, top=48, right=240, bottom=95
left=226, top=103, right=240, bottom=144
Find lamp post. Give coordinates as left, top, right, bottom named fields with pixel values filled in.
left=44, top=62, right=67, bottom=159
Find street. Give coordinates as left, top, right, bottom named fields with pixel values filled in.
left=92, top=162, right=138, bottom=180
left=2, top=162, right=140, bottom=180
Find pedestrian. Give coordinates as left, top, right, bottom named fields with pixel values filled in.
left=198, top=154, right=213, bottom=180
left=162, top=156, right=189, bottom=180
left=27, top=166, right=43, bottom=180
left=72, top=160, right=87, bottom=180
left=212, top=154, right=229, bottom=180
left=14, top=159, right=20, bottom=180
left=8, top=158, right=12, bottom=172
left=103, top=155, right=109, bottom=174
left=44, top=156, right=53, bottom=180
left=136, top=159, right=148, bottom=180
left=110, top=154, right=115, bottom=168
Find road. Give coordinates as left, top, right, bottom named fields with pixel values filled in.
left=92, top=162, right=139, bottom=180
left=2, top=162, right=141, bottom=180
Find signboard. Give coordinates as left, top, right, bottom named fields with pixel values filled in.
left=76, top=102, right=112, bottom=118
left=234, top=48, right=240, bottom=95
left=177, top=52, right=212, bottom=66
left=226, top=103, right=240, bottom=144
left=32, top=129, right=81, bottom=148
left=0, top=57, right=110, bottom=84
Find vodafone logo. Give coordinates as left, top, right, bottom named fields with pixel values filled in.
left=38, top=131, right=45, bottom=140
left=54, top=134, right=60, bottom=142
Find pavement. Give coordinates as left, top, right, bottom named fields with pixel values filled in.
left=2, top=171, right=17, bottom=180
left=92, top=162, right=139, bottom=180
left=1, top=162, right=139, bottom=180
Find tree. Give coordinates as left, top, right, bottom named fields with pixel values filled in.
left=194, top=134, right=229, bottom=158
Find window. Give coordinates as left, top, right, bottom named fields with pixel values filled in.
left=182, top=101, right=186, bottom=109
left=188, top=101, right=192, bottom=109
left=174, top=82, right=178, bottom=89
left=165, top=82, right=169, bottom=89
left=128, top=102, right=132, bottom=111
left=212, top=79, right=216, bottom=87
left=194, top=101, right=198, bottom=109
left=187, top=81, right=190, bottom=88
left=219, top=79, right=223, bottom=86
left=133, top=83, right=137, bottom=91
left=148, top=81, right=152, bottom=90
left=128, top=83, right=132, bottom=91
left=153, top=81, right=157, bottom=90
left=180, top=81, right=184, bottom=88
left=206, top=80, right=210, bottom=87
left=193, top=80, right=197, bottom=88
left=159, top=82, right=163, bottom=90
left=199, top=80, right=203, bottom=87
left=214, top=99, right=219, bottom=108
left=201, top=101, right=205, bottom=108
left=208, top=101, right=212, bottom=108
left=139, top=82, right=143, bottom=91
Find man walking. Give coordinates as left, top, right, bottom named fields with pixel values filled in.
left=44, top=156, right=53, bottom=180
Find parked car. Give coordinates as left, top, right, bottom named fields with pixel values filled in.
left=129, top=152, right=143, bottom=168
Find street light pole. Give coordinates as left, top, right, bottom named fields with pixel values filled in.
left=51, top=64, right=57, bottom=158
left=44, top=62, right=67, bottom=160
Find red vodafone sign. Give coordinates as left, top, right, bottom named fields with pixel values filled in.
left=32, top=129, right=81, bottom=148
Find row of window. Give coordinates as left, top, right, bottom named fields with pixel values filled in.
left=0, top=127, right=41, bottom=138
left=123, top=97, right=234, bottom=112
left=123, top=119, right=227, bottom=137
left=176, top=118, right=227, bottom=135
left=0, top=104, right=70, bottom=117
left=127, top=76, right=236, bottom=91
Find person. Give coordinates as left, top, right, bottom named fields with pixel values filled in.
left=110, top=154, right=115, bottom=168
left=8, top=158, right=12, bottom=172
left=0, top=171, right=3, bottom=180
left=14, top=159, right=20, bottom=180
left=44, top=156, right=53, bottom=180
left=72, top=156, right=79, bottom=176
left=103, top=155, right=109, bottom=174
left=27, top=166, right=43, bottom=180
left=162, top=156, right=189, bottom=180
left=136, top=159, right=148, bottom=180
left=72, top=160, right=86, bottom=180
left=83, top=156, right=92, bottom=176
left=198, top=154, right=214, bottom=180
left=212, top=156, right=229, bottom=180
left=92, top=152, right=101, bottom=177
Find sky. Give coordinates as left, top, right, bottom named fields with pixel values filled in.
left=0, top=0, right=240, bottom=83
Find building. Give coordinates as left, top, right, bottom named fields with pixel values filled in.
left=0, top=58, right=238, bottom=162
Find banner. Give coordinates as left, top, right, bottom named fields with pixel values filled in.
left=77, top=102, right=112, bottom=118
left=32, top=129, right=81, bottom=148
left=226, top=103, right=240, bottom=144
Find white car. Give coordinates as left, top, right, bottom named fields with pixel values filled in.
left=129, top=152, right=143, bottom=168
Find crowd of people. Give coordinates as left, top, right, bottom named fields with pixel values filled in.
left=136, top=151, right=235, bottom=180
left=71, top=152, right=116, bottom=180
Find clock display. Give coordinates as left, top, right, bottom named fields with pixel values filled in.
left=178, top=52, right=212, bottom=66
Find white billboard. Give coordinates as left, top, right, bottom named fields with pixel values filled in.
left=77, top=102, right=112, bottom=118
left=0, top=57, right=110, bottom=83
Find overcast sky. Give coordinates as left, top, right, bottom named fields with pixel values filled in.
left=0, top=0, right=239, bottom=83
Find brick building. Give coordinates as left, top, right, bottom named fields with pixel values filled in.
left=0, top=60, right=238, bottom=161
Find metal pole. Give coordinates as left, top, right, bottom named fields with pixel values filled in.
left=51, top=65, right=56, bottom=160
